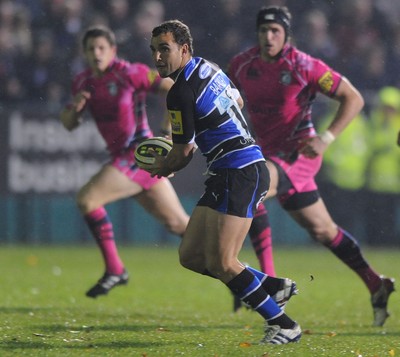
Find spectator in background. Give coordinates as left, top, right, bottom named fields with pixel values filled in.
left=296, top=8, right=337, bottom=64
left=105, top=0, right=133, bottom=60
left=32, top=0, right=89, bottom=60
left=125, top=0, right=165, bottom=64
left=330, top=0, right=390, bottom=77
left=386, top=24, right=400, bottom=89
left=365, top=87, right=400, bottom=245
left=202, top=0, right=253, bottom=67
left=348, top=44, right=392, bottom=114
left=17, top=31, right=66, bottom=105
left=375, top=0, right=400, bottom=28
left=10, top=5, right=32, bottom=56
left=0, top=28, right=25, bottom=104
left=0, top=0, right=31, bottom=104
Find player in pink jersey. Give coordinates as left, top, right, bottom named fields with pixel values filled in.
left=228, top=6, right=395, bottom=326
left=60, top=26, right=189, bottom=298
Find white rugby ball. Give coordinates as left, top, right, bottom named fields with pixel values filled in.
left=134, top=137, right=173, bottom=169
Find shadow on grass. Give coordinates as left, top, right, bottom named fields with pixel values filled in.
left=0, top=339, right=170, bottom=351
left=0, top=322, right=237, bottom=352
left=305, top=330, right=400, bottom=337
left=31, top=321, right=239, bottom=333
left=0, top=307, right=53, bottom=314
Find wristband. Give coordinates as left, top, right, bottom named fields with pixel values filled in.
left=320, top=130, right=336, bottom=145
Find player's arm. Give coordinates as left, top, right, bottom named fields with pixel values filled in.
left=60, top=90, right=91, bottom=131
left=230, top=84, right=244, bottom=109
left=227, top=62, right=244, bottom=108
left=156, top=77, right=174, bottom=137
left=156, top=77, right=174, bottom=94
left=162, top=143, right=195, bottom=176
left=300, top=77, right=364, bottom=158
left=147, top=141, right=195, bottom=178
left=323, top=77, right=364, bottom=138
left=149, top=82, right=197, bottom=177
left=236, top=94, right=244, bottom=109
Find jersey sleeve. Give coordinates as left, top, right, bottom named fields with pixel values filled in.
left=306, top=57, right=342, bottom=96
left=167, top=82, right=196, bottom=144
left=127, top=62, right=162, bottom=92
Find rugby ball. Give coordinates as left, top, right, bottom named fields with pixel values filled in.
left=134, top=137, right=173, bottom=169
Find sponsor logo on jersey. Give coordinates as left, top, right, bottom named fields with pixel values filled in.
left=280, top=71, right=292, bottom=85
left=318, top=71, right=334, bottom=93
left=147, top=69, right=159, bottom=85
left=199, top=63, right=212, bottom=79
left=169, top=110, right=183, bottom=134
left=209, top=74, right=228, bottom=96
left=214, top=88, right=233, bottom=114
left=107, top=82, right=118, bottom=96
left=218, top=96, right=230, bottom=111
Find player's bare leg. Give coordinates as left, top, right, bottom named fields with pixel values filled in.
left=289, top=199, right=395, bottom=326
left=135, top=178, right=189, bottom=237
left=180, top=207, right=301, bottom=343
left=78, top=164, right=146, bottom=298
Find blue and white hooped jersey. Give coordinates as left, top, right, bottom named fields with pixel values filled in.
left=167, top=57, right=265, bottom=171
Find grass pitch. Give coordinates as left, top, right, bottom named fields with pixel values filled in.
left=0, top=245, right=399, bottom=356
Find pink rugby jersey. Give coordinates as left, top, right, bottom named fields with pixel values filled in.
left=72, top=59, right=162, bottom=154
left=229, top=44, right=342, bottom=159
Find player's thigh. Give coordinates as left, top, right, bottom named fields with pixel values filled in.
left=78, top=164, right=144, bottom=210
left=183, top=206, right=250, bottom=262
left=265, top=160, right=278, bottom=198
left=179, top=206, right=208, bottom=265
left=204, top=211, right=252, bottom=263
left=135, top=178, right=189, bottom=232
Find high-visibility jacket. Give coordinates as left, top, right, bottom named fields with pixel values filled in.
left=318, top=110, right=370, bottom=190
left=366, top=109, right=400, bottom=193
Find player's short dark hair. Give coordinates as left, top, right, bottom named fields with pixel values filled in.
left=82, top=26, right=116, bottom=49
left=152, top=20, right=194, bottom=55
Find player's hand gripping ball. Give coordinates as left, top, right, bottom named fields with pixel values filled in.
left=134, top=137, right=173, bottom=169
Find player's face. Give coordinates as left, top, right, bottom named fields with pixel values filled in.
left=150, top=32, right=186, bottom=78
left=84, top=36, right=116, bottom=75
left=257, top=23, right=286, bottom=62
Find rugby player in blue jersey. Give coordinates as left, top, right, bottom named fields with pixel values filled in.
left=147, top=19, right=301, bottom=344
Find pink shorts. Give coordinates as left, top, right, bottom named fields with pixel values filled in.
left=268, top=154, right=323, bottom=204
left=110, top=147, right=165, bottom=190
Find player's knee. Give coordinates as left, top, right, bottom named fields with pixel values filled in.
left=204, top=257, right=232, bottom=278
left=76, top=190, right=96, bottom=214
left=179, top=258, right=196, bottom=273
left=179, top=246, right=202, bottom=273
left=307, top=224, right=336, bottom=245
left=164, top=215, right=189, bottom=236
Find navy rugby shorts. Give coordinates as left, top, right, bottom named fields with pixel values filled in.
left=197, top=161, right=269, bottom=218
